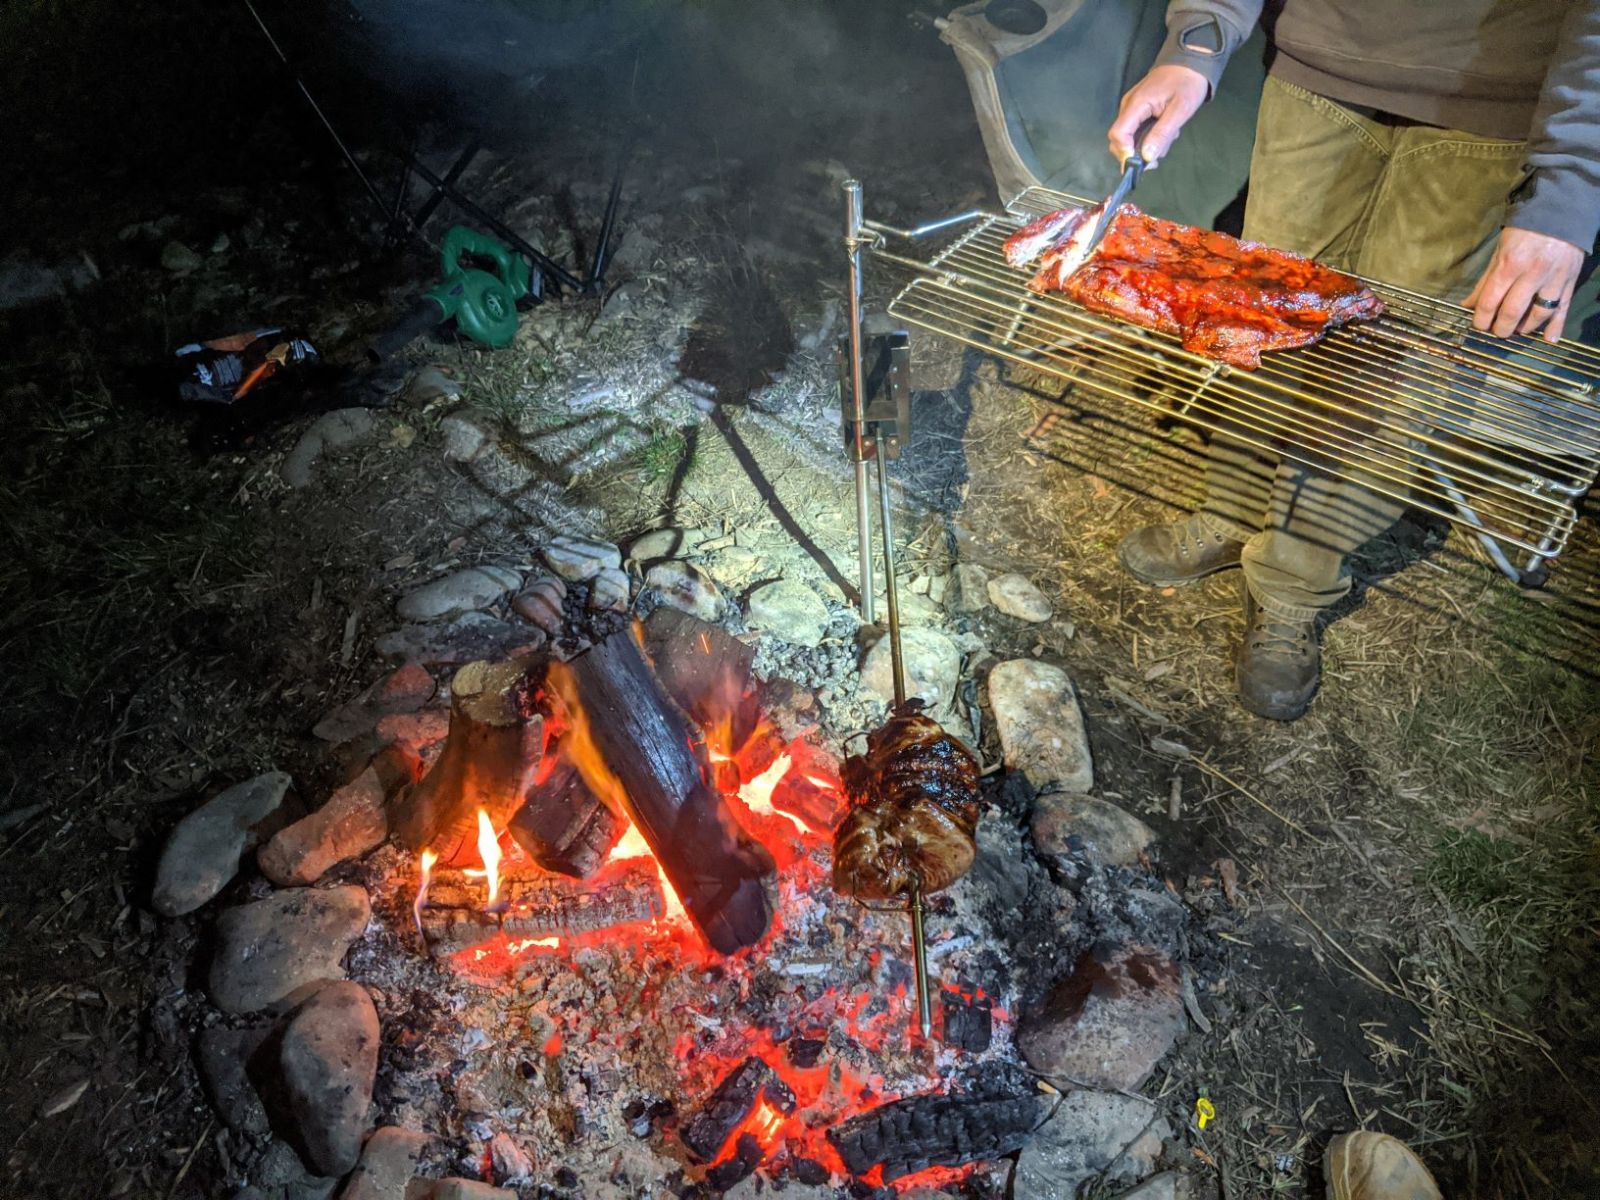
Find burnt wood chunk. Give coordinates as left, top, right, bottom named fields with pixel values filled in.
left=681, top=1056, right=797, bottom=1164
left=941, top=990, right=993, bottom=1052
left=826, top=1086, right=1049, bottom=1182
left=392, top=659, right=544, bottom=866
left=554, top=630, right=775, bottom=955
left=420, top=860, right=662, bottom=952
left=507, top=745, right=627, bottom=878
left=642, top=607, right=759, bottom=752
left=706, top=1134, right=764, bottom=1191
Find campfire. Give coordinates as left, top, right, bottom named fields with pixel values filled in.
left=355, top=605, right=1029, bottom=1193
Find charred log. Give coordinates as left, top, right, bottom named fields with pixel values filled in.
left=641, top=607, right=759, bottom=753
left=705, top=1134, right=763, bottom=1192
left=553, top=630, right=775, bottom=955
left=941, top=989, right=993, bottom=1052
left=826, top=1085, right=1049, bottom=1182
left=391, top=660, right=544, bottom=865
left=507, top=745, right=627, bottom=879
left=420, top=860, right=662, bottom=953
left=680, top=1056, right=797, bottom=1164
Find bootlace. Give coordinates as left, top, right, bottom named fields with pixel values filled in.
left=1250, top=612, right=1312, bottom=659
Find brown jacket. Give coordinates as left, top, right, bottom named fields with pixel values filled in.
left=1157, top=0, right=1600, bottom=250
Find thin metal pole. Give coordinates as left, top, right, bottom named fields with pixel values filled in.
left=844, top=179, right=875, bottom=625
left=875, top=454, right=906, bottom=707
left=909, top=877, right=932, bottom=1039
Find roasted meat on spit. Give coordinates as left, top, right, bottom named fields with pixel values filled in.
left=833, top=704, right=981, bottom=902
left=1004, top=202, right=1385, bottom=369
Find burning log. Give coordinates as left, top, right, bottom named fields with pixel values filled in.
left=826, top=1084, right=1049, bottom=1182
left=419, top=860, right=662, bottom=953
left=553, top=630, right=776, bottom=956
left=507, top=744, right=628, bottom=879
left=641, top=607, right=760, bottom=754
left=392, top=660, right=544, bottom=865
left=681, top=1056, right=797, bottom=1163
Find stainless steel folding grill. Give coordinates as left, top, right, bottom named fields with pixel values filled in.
left=840, top=181, right=1600, bottom=596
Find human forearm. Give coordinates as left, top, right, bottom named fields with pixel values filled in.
left=1508, top=0, right=1600, bottom=251
left=1153, top=1, right=1266, bottom=96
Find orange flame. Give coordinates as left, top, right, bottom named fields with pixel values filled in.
left=713, top=1097, right=787, bottom=1165
left=738, top=751, right=803, bottom=831
left=413, top=848, right=438, bottom=938
left=610, top=821, right=687, bottom=923
left=462, top=808, right=503, bottom=909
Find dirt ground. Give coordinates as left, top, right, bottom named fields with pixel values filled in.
left=2, top=4, right=1597, bottom=1199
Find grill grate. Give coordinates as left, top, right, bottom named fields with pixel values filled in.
left=881, top=186, right=1600, bottom=561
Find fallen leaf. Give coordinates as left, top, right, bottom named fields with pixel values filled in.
left=40, top=1079, right=89, bottom=1118
left=1150, top=736, right=1191, bottom=759
left=1215, top=857, right=1240, bottom=907
left=388, top=422, right=417, bottom=449
left=1143, top=661, right=1174, bottom=681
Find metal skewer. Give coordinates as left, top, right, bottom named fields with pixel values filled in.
left=908, top=875, right=932, bottom=1039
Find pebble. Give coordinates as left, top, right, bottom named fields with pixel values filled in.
left=282, top=409, right=377, bottom=489
left=396, top=566, right=522, bottom=622
left=588, top=566, right=630, bottom=613
left=988, top=659, right=1094, bottom=793
left=374, top=614, right=544, bottom=665
left=208, top=885, right=370, bottom=1014
left=197, top=1024, right=273, bottom=1135
left=627, top=526, right=712, bottom=564
left=1032, top=794, right=1155, bottom=869
left=986, top=572, right=1054, bottom=622
left=858, top=626, right=962, bottom=714
left=440, top=413, right=497, bottom=463
left=338, top=1127, right=431, bottom=1200
left=161, top=240, right=203, bottom=273
left=405, top=366, right=462, bottom=406
left=1012, top=1089, right=1169, bottom=1198
left=948, top=563, right=991, bottom=612
left=274, top=981, right=380, bottom=1177
left=258, top=766, right=390, bottom=887
left=542, top=535, right=622, bottom=582
left=511, top=576, right=567, bottom=636
left=151, top=771, right=292, bottom=917
left=1017, top=944, right=1186, bottom=1091
left=745, top=580, right=829, bottom=647
left=645, top=561, right=726, bottom=622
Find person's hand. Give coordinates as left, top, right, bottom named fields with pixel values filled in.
left=1463, top=226, right=1587, bottom=343
left=1108, top=65, right=1210, bottom=167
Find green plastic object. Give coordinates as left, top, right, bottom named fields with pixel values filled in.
left=424, top=226, right=533, bottom=349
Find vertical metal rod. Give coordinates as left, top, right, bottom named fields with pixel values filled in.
left=909, top=877, right=932, bottom=1039
left=844, top=179, right=876, bottom=624
left=875, top=454, right=907, bottom=707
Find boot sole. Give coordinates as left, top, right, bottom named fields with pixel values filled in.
left=1118, top=546, right=1243, bottom=589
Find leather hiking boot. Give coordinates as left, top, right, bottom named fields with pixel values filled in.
left=1324, top=1132, right=1442, bottom=1200
left=1236, top=588, right=1320, bottom=721
left=1118, top=515, right=1243, bottom=586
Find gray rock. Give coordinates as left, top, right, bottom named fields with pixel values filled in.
left=274, top=981, right=379, bottom=1177
left=161, top=240, right=203, bottom=273
left=588, top=566, right=630, bottom=613
left=542, top=535, right=622, bottom=582
left=409, top=1183, right=517, bottom=1200
left=988, top=659, right=1094, bottom=793
left=1032, top=794, right=1155, bottom=869
left=440, top=413, right=496, bottom=463
left=1013, top=1089, right=1169, bottom=1199
left=257, top=1138, right=340, bottom=1199
left=645, top=561, right=725, bottom=622
left=152, top=771, right=292, bottom=916
left=374, top=614, right=543, bottom=666
left=208, top=885, right=370, bottom=1014
left=338, top=1127, right=431, bottom=1200
left=488, top=1133, right=535, bottom=1186
left=986, top=572, right=1054, bottom=622
left=1114, top=1173, right=1180, bottom=1200
left=312, top=664, right=435, bottom=744
left=1018, top=944, right=1186, bottom=1091
left=893, top=589, right=943, bottom=627
left=197, top=1024, right=273, bottom=1135
left=405, top=366, right=462, bottom=406
left=746, top=580, right=829, bottom=647
left=258, top=767, right=389, bottom=887
left=396, top=566, right=522, bottom=622
left=282, top=409, right=377, bottom=489
left=627, top=527, right=710, bottom=564
left=860, top=626, right=962, bottom=714
left=703, top=546, right=764, bottom=590
left=948, top=563, right=991, bottom=613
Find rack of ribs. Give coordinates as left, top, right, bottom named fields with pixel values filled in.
left=1003, top=203, right=1385, bottom=369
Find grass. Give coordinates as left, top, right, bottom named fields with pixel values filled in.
left=630, top=425, right=689, bottom=484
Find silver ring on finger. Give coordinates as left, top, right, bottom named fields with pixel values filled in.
left=1531, top=294, right=1561, bottom=309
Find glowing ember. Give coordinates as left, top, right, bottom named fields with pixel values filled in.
left=462, top=808, right=503, bottom=909
left=738, top=751, right=806, bottom=831
left=412, top=848, right=438, bottom=937
left=609, top=821, right=687, bottom=923
left=506, top=936, right=561, bottom=953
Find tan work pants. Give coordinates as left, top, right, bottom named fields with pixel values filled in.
left=1198, top=76, right=1529, bottom=620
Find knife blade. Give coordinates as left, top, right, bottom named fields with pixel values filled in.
left=1078, top=145, right=1148, bottom=263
